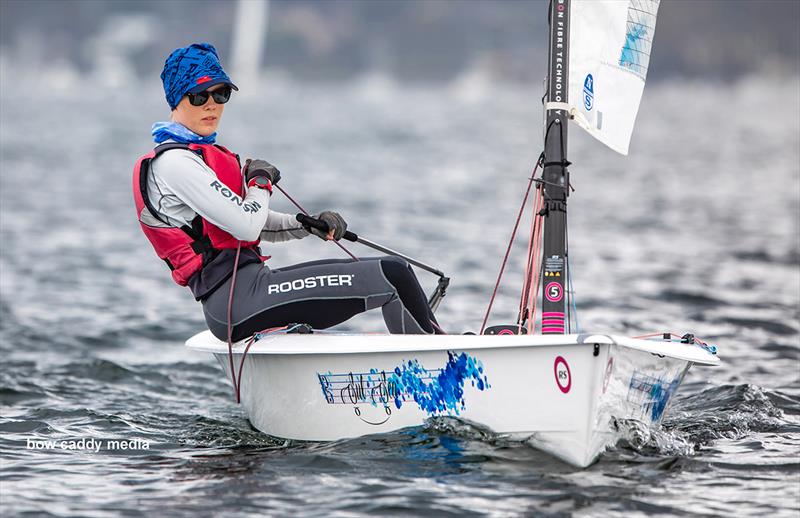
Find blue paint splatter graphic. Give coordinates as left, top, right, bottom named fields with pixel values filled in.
left=388, top=352, right=490, bottom=416
left=619, top=23, right=647, bottom=72
left=616, top=1, right=659, bottom=79
left=648, top=378, right=681, bottom=421
left=627, top=371, right=681, bottom=421
left=317, top=352, right=490, bottom=417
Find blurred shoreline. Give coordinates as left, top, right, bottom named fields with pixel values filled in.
left=1, top=0, right=798, bottom=90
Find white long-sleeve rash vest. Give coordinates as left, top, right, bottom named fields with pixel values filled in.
left=148, top=148, right=309, bottom=243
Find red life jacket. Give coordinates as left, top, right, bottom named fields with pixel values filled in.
left=133, top=143, right=261, bottom=290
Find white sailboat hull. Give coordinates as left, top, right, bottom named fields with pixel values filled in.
left=186, top=332, right=718, bottom=467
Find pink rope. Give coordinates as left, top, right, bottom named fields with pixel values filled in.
left=524, top=188, right=545, bottom=334
left=274, top=184, right=358, bottom=261
left=518, top=187, right=541, bottom=332
left=519, top=191, right=536, bottom=318
left=517, top=188, right=538, bottom=329
left=480, top=159, right=543, bottom=334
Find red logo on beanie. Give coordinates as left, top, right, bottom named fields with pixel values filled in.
left=196, top=75, right=212, bottom=85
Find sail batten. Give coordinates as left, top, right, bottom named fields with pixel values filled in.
left=567, top=0, right=660, bottom=155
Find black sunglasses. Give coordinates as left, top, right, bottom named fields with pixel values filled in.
left=187, top=86, right=233, bottom=106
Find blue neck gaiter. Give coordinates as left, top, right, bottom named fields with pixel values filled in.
left=151, top=121, right=217, bottom=144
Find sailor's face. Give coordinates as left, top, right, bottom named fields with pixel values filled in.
left=171, top=84, right=227, bottom=136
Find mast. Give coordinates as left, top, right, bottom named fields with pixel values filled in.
left=540, top=0, right=571, bottom=334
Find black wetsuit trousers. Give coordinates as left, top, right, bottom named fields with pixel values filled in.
left=201, top=256, right=440, bottom=341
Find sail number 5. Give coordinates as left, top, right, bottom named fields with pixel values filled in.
left=545, top=282, right=563, bottom=302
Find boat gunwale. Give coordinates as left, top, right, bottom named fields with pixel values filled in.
left=185, top=331, right=720, bottom=366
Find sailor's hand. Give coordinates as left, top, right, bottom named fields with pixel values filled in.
left=244, top=158, right=281, bottom=185
left=309, top=211, right=348, bottom=241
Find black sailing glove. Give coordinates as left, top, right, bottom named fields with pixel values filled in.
left=308, top=211, right=348, bottom=241
left=244, top=159, right=281, bottom=185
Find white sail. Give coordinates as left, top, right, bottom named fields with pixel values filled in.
left=567, top=0, right=660, bottom=155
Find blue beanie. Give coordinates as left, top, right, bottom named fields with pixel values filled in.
left=160, top=42, right=238, bottom=110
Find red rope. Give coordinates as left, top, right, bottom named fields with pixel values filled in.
left=226, top=243, right=243, bottom=402
left=480, top=158, right=543, bottom=335
left=517, top=190, right=537, bottom=327
left=235, top=334, right=258, bottom=403
left=229, top=325, right=292, bottom=404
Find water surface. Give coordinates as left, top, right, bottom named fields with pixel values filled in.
left=1, top=75, right=798, bottom=516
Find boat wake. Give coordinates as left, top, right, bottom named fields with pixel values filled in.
left=417, top=383, right=794, bottom=465
left=608, top=383, right=792, bottom=460
left=424, top=415, right=500, bottom=443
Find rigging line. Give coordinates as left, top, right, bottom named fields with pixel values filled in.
left=520, top=185, right=545, bottom=333
left=541, top=77, right=549, bottom=143
left=480, top=154, right=544, bottom=335
left=226, top=243, right=243, bottom=403
left=524, top=188, right=541, bottom=333
left=542, top=116, right=568, bottom=170
left=566, top=255, right=580, bottom=333
left=235, top=334, right=258, bottom=403
left=564, top=215, right=580, bottom=334
left=544, top=118, right=558, bottom=148
left=226, top=178, right=361, bottom=404
left=567, top=233, right=580, bottom=333
left=631, top=331, right=708, bottom=345
left=530, top=189, right=545, bottom=334
left=517, top=189, right=537, bottom=327
left=274, top=184, right=359, bottom=262
left=233, top=325, right=292, bottom=402
left=542, top=119, right=570, bottom=185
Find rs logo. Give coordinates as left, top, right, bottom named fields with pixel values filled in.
left=554, top=356, right=571, bottom=394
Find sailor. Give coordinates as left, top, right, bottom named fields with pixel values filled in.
left=133, top=43, right=443, bottom=341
